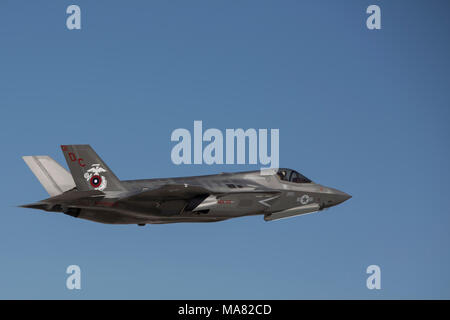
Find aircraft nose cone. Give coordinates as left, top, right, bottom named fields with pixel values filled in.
left=335, top=191, right=352, bottom=204
left=322, top=187, right=352, bottom=208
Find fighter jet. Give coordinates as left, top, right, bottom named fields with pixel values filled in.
left=21, top=145, right=351, bottom=225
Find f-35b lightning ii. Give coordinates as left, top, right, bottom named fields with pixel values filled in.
left=21, top=145, right=351, bottom=225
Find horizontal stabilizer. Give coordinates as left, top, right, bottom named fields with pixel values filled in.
left=23, top=156, right=76, bottom=196
left=44, top=189, right=105, bottom=203
left=19, top=202, right=48, bottom=210
left=19, top=190, right=106, bottom=212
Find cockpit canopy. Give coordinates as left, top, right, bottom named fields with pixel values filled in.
left=276, top=168, right=312, bottom=183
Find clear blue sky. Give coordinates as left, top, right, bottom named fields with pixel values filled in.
left=0, top=0, right=449, bottom=299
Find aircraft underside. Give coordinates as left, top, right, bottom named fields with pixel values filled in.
left=70, top=207, right=241, bottom=225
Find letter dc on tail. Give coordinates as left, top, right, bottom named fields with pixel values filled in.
left=21, top=145, right=351, bottom=225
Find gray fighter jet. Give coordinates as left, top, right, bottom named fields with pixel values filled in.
left=21, top=145, right=351, bottom=225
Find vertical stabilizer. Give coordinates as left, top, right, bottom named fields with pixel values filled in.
left=23, top=156, right=76, bottom=196
left=60, top=145, right=125, bottom=192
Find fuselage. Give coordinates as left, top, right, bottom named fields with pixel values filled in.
left=74, top=169, right=351, bottom=224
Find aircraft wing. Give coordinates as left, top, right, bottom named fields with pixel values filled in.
left=117, top=184, right=211, bottom=202
left=117, top=183, right=282, bottom=202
